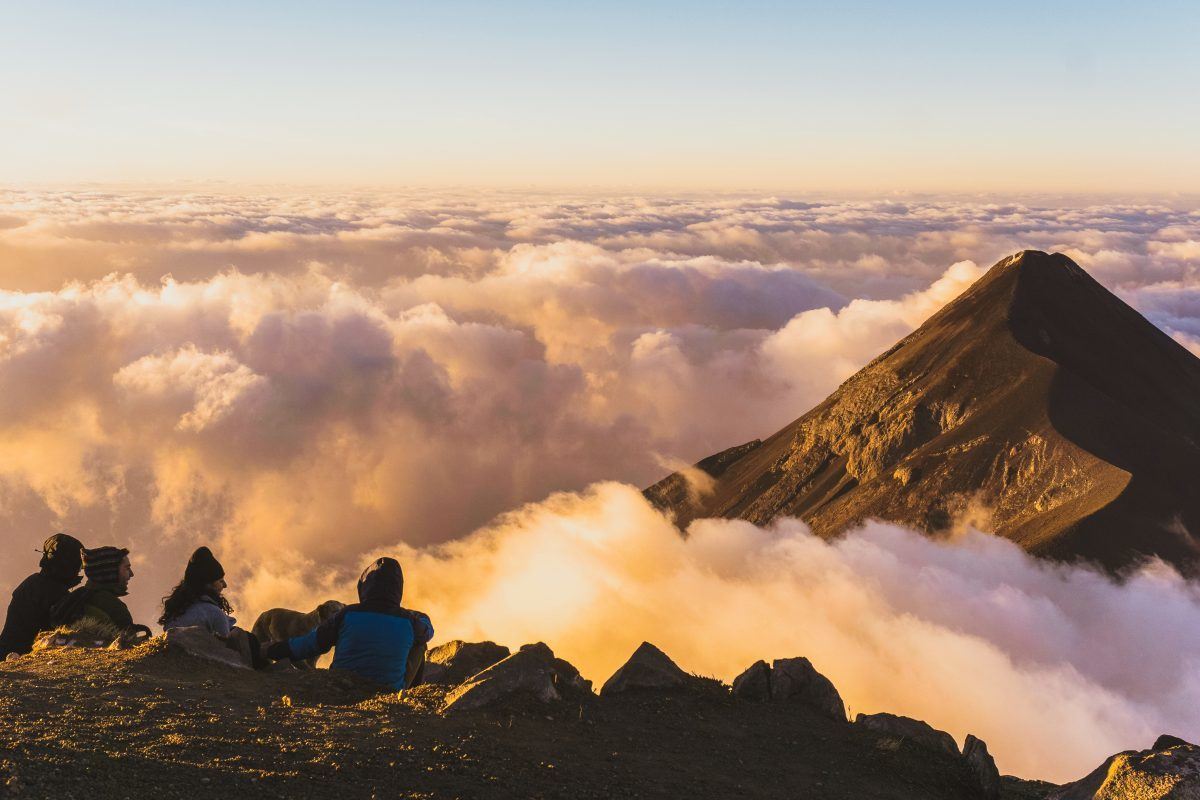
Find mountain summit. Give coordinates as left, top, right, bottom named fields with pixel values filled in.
left=646, top=251, right=1200, bottom=574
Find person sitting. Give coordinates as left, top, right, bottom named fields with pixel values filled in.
left=159, top=546, right=266, bottom=667
left=159, top=547, right=236, bottom=636
left=265, top=557, right=432, bottom=689
left=52, top=546, right=146, bottom=640
left=0, top=533, right=85, bottom=658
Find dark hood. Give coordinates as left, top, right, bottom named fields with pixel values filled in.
left=40, top=533, right=84, bottom=587
left=357, top=557, right=404, bottom=608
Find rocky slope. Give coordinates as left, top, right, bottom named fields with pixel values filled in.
left=0, top=634, right=1048, bottom=800
left=1049, top=736, right=1200, bottom=800
left=646, top=251, right=1200, bottom=574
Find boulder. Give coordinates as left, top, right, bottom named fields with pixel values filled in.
left=963, top=734, right=1001, bottom=800
left=423, top=640, right=511, bottom=686
left=1049, top=741, right=1200, bottom=800
left=164, top=626, right=251, bottom=670
left=442, top=642, right=587, bottom=714
left=600, top=642, right=698, bottom=696
left=769, top=657, right=846, bottom=721
left=731, top=660, right=772, bottom=701
left=532, top=644, right=592, bottom=696
left=855, top=712, right=958, bottom=757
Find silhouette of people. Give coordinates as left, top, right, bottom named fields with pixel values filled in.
left=160, top=546, right=265, bottom=667
left=0, top=533, right=85, bottom=658
left=265, top=557, right=432, bottom=689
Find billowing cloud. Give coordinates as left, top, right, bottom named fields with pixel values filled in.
left=0, top=189, right=1198, bottom=783
left=367, top=482, right=1200, bottom=784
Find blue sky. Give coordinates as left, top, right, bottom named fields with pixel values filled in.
left=1, top=0, right=1197, bottom=190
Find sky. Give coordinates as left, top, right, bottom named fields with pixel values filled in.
left=1, top=0, right=1198, bottom=191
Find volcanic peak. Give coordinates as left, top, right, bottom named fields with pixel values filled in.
left=646, top=251, right=1200, bottom=574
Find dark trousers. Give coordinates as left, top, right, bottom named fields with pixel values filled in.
left=405, top=639, right=427, bottom=688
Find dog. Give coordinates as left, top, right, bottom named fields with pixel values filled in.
left=252, top=600, right=345, bottom=668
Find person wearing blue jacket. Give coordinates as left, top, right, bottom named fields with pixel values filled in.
left=265, top=557, right=433, bottom=689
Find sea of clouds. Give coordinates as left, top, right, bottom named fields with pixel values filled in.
left=1, top=188, right=1198, bottom=780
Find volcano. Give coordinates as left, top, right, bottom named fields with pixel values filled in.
left=645, top=251, right=1200, bottom=574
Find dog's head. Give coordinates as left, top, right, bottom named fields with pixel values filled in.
left=315, top=599, right=346, bottom=622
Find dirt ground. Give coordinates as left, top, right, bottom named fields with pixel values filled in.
left=0, top=641, right=1054, bottom=799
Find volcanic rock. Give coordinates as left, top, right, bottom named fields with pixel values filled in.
left=769, top=657, right=846, bottom=721
left=441, top=642, right=587, bottom=713
left=531, top=643, right=593, bottom=696
left=423, top=640, right=511, bottom=686
left=1, top=639, right=1024, bottom=800
left=731, top=659, right=772, bottom=701
left=1154, top=734, right=1193, bottom=750
left=1049, top=739, right=1200, bottom=799
left=855, top=712, right=958, bottom=756
left=601, top=642, right=699, bottom=696
left=646, top=251, right=1200, bottom=575
left=963, top=734, right=1001, bottom=800
left=164, top=627, right=251, bottom=670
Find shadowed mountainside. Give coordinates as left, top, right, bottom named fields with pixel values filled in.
left=646, top=251, right=1200, bottom=574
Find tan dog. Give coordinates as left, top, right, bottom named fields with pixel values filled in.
left=252, top=600, right=345, bottom=668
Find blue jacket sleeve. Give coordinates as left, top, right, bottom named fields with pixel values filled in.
left=286, top=609, right=345, bottom=660
left=405, top=610, right=434, bottom=644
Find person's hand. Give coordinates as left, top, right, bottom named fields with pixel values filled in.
left=264, top=640, right=292, bottom=661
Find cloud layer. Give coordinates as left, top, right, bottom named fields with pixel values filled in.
left=385, top=482, right=1200, bottom=783
left=1, top=189, right=1198, bottom=782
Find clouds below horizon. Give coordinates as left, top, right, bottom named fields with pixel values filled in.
left=378, top=482, right=1200, bottom=784
left=1, top=189, right=1197, bottom=594
left=0, top=189, right=1198, bottom=782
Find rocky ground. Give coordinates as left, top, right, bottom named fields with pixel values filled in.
left=0, top=637, right=1056, bottom=800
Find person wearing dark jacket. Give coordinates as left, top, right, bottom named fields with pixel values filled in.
left=0, top=533, right=85, bottom=658
left=52, top=546, right=141, bottom=633
left=265, top=557, right=433, bottom=689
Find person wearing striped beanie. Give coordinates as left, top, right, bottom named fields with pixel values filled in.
left=53, top=546, right=138, bottom=631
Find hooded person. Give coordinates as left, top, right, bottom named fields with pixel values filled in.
left=265, top=557, right=433, bottom=689
left=0, top=533, right=85, bottom=658
left=51, top=545, right=143, bottom=634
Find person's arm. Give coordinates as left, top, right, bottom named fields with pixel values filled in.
left=204, top=604, right=232, bottom=637
left=401, top=609, right=434, bottom=644
left=266, top=609, right=344, bottom=661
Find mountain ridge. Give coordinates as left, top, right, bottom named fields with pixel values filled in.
left=646, top=251, right=1200, bottom=574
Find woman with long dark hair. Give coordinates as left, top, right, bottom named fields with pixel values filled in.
left=160, top=547, right=235, bottom=635
left=160, top=546, right=267, bottom=668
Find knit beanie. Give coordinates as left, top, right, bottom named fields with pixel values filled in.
left=184, top=547, right=225, bottom=588
left=83, top=546, right=129, bottom=586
